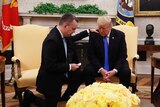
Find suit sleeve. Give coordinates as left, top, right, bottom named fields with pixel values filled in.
left=87, top=34, right=102, bottom=70
left=42, top=38, right=69, bottom=74
left=114, top=32, right=128, bottom=71
left=70, top=30, right=89, bottom=42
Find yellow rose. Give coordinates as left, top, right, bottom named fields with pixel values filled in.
left=67, top=82, right=140, bottom=107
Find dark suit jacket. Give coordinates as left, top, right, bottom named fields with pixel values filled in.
left=87, top=28, right=128, bottom=72
left=36, top=26, right=89, bottom=96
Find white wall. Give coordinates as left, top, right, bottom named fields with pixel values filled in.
left=18, top=0, right=160, bottom=44
left=1, top=0, right=160, bottom=44
left=135, top=17, right=160, bottom=41
left=18, top=0, right=117, bottom=15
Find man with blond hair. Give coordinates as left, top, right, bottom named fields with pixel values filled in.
left=83, top=16, right=131, bottom=88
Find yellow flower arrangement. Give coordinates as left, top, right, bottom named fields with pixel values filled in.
left=66, top=82, right=140, bottom=107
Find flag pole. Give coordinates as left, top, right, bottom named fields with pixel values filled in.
left=8, top=41, right=14, bottom=85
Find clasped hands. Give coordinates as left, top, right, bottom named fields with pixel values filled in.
left=100, top=68, right=117, bottom=82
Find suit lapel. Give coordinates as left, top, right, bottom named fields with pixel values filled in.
left=108, top=29, right=115, bottom=58
left=98, top=36, right=105, bottom=60
left=55, top=27, right=67, bottom=61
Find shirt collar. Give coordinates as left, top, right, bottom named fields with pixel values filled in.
left=106, top=30, right=111, bottom=38
left=57, top=26, right=64, bottom=38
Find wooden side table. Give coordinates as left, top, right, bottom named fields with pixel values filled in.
left=151, top=52, right=160, bottom=103
left=138, top=45, right=160, bottom=51
left=0, top=56, right=6, bottom=107
left=138, top=45, right=160, bottom=61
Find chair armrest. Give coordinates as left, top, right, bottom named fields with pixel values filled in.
left=134, top=54, right=139, bottom=59
left=11, top=56, right=19, bottom=62
left=11, top=56, right=22, bottom=79
left=132, top=54, right=139, bottom=74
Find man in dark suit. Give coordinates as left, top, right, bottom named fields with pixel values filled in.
left=35, top=13, right=92, bottom=107
left=83, top=16, right=131, bottom=88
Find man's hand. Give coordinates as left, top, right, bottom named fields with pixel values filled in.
left=99, top=68, right=107, bottom=77
left=99, top=69, right=117, bottom=82
left=99, top=68, right=109, bottom=81
left=90, top=29, right=99, bottom=33
left=70, top=63, right=80, bottom=71
left=105, top=70, right=117, bottom=80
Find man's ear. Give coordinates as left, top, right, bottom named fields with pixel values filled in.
left=63, top=22, right=69, bottom=28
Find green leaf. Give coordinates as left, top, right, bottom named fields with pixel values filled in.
left=29, top=2, right=107, bottom=15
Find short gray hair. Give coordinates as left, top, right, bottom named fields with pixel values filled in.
left=97, top=16, right=112, bottom=27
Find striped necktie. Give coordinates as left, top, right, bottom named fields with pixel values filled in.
left=62, top=37, right=68, bottom=77
left=62, top=37, right=67, bottom=58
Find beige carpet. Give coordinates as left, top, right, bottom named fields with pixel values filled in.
left=0, top=85, right=155, bottom=107
left=136, top=86, right=151, bottom=99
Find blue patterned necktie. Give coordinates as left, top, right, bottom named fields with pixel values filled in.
left=103, top=37, right=109, bottom=71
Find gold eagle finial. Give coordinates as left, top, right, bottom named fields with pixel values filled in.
left=10, top=0, right=18, bottom=8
